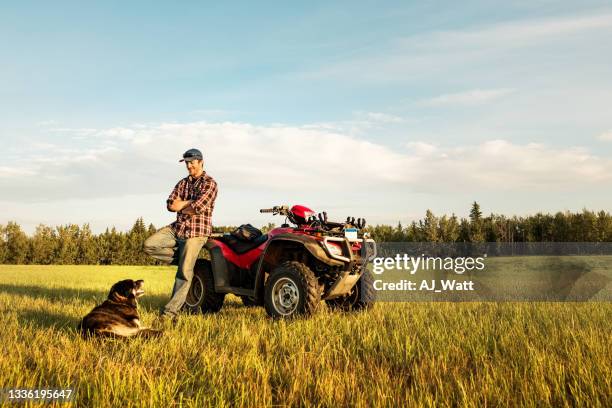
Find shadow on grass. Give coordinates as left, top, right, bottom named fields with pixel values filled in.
left=0, top=283, right=106, bottom=303
left=0, top=283, right=168, bottom=308
left=0, top=283, right=274, bottom=330
left=18, top=309, right=81, bottom=331
left=0, top=283, right=171, bottom=331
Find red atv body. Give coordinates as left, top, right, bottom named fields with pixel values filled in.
left=185, top=205, right=377, bottom=318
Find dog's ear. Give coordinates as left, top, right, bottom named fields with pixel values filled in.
left=109, top=290, right=128, bottom=302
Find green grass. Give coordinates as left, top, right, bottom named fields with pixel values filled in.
left=0, top=265, right=610, bottom=407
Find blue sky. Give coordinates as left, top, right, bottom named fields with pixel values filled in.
left=1, top=1, right=612, bottom=233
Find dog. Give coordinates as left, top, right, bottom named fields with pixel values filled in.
left=78, top=279, right=162, bottom=338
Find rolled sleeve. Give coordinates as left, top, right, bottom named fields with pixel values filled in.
left=191, top=179, right=218, bottom=215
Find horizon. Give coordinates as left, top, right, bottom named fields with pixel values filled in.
left=3, top=204, right=610, bottom=235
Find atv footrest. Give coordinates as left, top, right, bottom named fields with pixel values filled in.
left=215, top=286, right=254, bottom=297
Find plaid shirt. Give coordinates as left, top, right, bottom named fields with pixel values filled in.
left=167, top=172, right=218, bottom=238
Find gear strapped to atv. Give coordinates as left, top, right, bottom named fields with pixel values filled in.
left=184, top=204, right=377, bottom=318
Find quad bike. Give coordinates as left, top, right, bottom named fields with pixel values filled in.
left=184, top=204, right=377, bottom=319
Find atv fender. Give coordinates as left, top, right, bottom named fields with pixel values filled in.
left=204, top=241, right=230, bottom=291
left=253, top=234, right=344, bottom=302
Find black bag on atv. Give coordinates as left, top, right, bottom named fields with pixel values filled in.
left=230, top=224, right=262, bottom=242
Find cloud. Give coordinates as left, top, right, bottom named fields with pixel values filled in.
left=417, top=88, right=515, bottom=107
left=405, top=142, right=437, bottom=156
left=303, top=111, right=414, bottom=137
left=0, top=166, right=37, bottom=178
left=598, top=130, right=612, bottom=141
left=48, top=128, right=98, bottom=135
left=425, top=140, right=611, bottom=190
left=1, top=121, right=611, bottom=204
left=400, top=13, right=612, bottom=51
left=298, top=12, right=612, bottom=83
left=362, top=112, right=407, bottom=123
left=37, top=120, right=59, bottom=127
left=189, top=109, right=241, bottom=119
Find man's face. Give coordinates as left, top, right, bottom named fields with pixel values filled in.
left=185, top=159, right=203, bottom=177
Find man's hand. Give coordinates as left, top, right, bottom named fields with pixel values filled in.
left=167, top=199, right=192, bottom=212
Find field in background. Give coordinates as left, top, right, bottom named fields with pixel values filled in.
left=0, top=265, right=610, bottom=407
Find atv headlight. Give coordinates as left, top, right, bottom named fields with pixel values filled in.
left=322, top=237, right=351, bottom=262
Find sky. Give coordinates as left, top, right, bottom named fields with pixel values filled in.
left=1, top=1, right=612, bottom=234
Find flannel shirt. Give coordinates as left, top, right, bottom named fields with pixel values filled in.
left=167, top=172, right=218, bottom=238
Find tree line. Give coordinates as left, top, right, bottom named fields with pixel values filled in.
left=0, top=203, right=610, bottom=265
left=366, top=202, right=611, bottom=243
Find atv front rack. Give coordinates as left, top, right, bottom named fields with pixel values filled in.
left=307, top=211, right=367, bottom=232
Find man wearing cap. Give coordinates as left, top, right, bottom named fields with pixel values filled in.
left=144, top=148, right=218, bottom=320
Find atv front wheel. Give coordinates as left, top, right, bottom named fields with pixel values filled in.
left=185, top=259, right=225, bottom=313
left=264, top=261, right=320, bottom=318
left=326, top=270, right=376, bottom=311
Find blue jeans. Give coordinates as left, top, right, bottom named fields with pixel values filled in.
left=144, top=226, right=207, bottom=317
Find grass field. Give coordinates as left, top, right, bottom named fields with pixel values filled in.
left=0, top=264, right=610, bottom=407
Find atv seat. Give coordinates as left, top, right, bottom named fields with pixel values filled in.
left=215, top=233, right=269, bottom=254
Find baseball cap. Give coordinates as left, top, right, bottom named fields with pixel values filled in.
left=179, top=148, right=203, bottom=162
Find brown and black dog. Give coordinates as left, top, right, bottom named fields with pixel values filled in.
left=78, top=279, right=162, bottom=338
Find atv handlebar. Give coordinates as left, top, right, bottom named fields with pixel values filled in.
left=260, top=204, right=367, bottom=232
left=260, top=205, right=290, bottom=215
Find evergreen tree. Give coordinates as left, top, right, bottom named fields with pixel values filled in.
left=393, top=221, right=405, bottom=241
left=580, top=209, right=598, bottom=242
left=128, top=217, right=147, bottom=264
left=107, top=227, right=126, bottom=264
left=596, top=211, right=611, bottom=242
left=421, top=210, right=439, bottom=242
left=406, top=221, right=419, bottom=242
left=147, top=223, right=157, bottom=237
left=98, top=228, right=112, bottom=264
left=468, top=202, right=485, bottom=242
left=458, top=218, right=471, bottom=242
left=438, top=214, right=460, bottom=242
left=469, top=201, right=482, bottom=223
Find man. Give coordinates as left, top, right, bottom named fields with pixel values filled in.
left=144, top=148, right=218, bottom=321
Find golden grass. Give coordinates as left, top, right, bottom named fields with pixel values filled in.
left=0, top=265, right=610, bottom=407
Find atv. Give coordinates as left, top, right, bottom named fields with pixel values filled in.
left=184, top=204, right=377, bottom=318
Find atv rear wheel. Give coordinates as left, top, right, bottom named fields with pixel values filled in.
left=264, top=261, right=320, bottom=318
left=185, top=259, right=225, bottom=313
left=326, top=270, right=376, bottom=311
